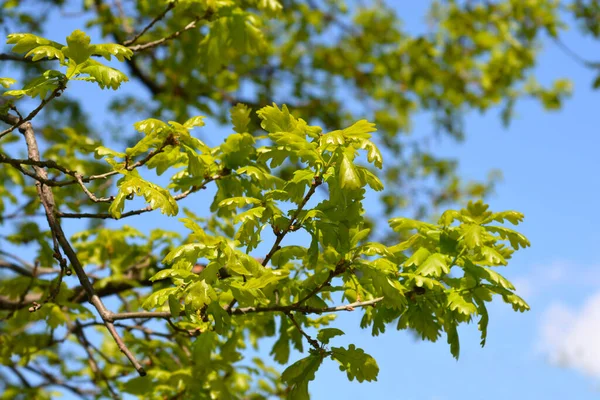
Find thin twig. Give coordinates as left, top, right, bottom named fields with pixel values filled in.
left=286, top=312, right=320, bottom=350
left=230, top=297, right=384, bottom=315
left=59, top=173, right=222, bottom=219
left=0, top=84, right=65, bottom=140
left=74, top=321, right=119, bottom=399
left=553, top=37, right=600, bottom=69
left=23, top=365, right=93, bottom=399
left=128, top=11, right=209, bottom=52
left=262, top=175, right=323, bottom=268
left=124, top=2, right=176, bottom=46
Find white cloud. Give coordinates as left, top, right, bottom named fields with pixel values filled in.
left=539, top=291, right=600, bottom=378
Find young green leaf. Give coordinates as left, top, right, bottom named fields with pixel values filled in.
left=330, top=344, right=379, bottom=382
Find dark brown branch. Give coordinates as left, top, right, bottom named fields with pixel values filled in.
left=0, top=53, right=39, bottom=63
left=8, top=365, right=32, bottom=388
left=0, top=259, right=58, bottom=276
left=1, top=114, right=146, bottom=376
left=286, top=312, right=321, bottom=350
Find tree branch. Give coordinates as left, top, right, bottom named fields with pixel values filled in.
left=123, top=2, right=176, bottom=46
left=127, top=11, right=210, bottom=52
left=263, top=175, right=323, bottom=268
left=59, top=173, right=223, bottom=219
left=2, top=114, right=147, bottom=376
left=0, top=84, right=65, bottom=140
left=286, top=312, right=320, bottom=350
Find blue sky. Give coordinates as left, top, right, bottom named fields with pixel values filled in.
left=2, top=1, right=600, bottom=399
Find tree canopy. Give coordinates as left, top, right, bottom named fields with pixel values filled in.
left=2, top=0, right=594, bottom=398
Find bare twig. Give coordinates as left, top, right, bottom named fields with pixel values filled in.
left=8, top=365, right=32, bottom=388
left=124, top=2, right=176, bottom=46
left=128, top=12, right=209, bottom=52
left=59, top=173, right=222, bottom=219
left=114, top=0, right=133, bottom=35
left=553, top=37, right=600, bottom=69
left=74, top=321, right=119, bottom=399
left=286, top=312, right=320, bottom=350
left=230, top=297, right=384, bottom=315
left=23, top=365, right=93, bottom=399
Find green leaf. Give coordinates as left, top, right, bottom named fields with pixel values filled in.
left=168, top=294, right=181, bottom=317
left=445, top=320, right=460, bottom=359
left=485, top=226, right=530, bottom=250
left=257, top=103, right=297, bottom=133
left=339, top=153, right=361, bottom=190
left=3, top=70, right=64, bottom=99
left=438, top=210, right=461, bottom=226
left=331, top=344, right=379, bottom=383
left=356, top=167, right=384, bottom=191
left=271, top=317, right=291, bottom=364
left=75, top=60, right=129, bottom=90
left=341, top=119, right=377, bottom=140
left=470, top=265, right=515, bottom=290
left=474, top=297, right=489, bottom=347
left=415, top=253, right=449, bottom=277
left=447, top=291, right=477, bottom=316
left=397, top=306, right=441, bottom=341
left=207, top=302, right=231, bottom=334
left=183, top=115, right=206, bottom=129
left=134, top=118, right=169, bottom=135
left=142, top=287, right=178, bottom=309
left=6, top=33, right=63, bottom=54
left=230, top=103, right=252, bottom=133
left=501, top=292, right=530, bottom=312
left=404, top=247, right=431, bottom=268
left=25, top=45, right=65, bottom=63
left=389, top=217, right=436, bottom=232
left=360, top=140, right=383, bottom=169
left=281, top=355, right=323, bottom=400
left=479, top=246, right=507, bottom=266
left=92, top=43, right=133, bottom=61
left=489, top=210, right=525, bottom=225
left=94, top=146, right=125, bottom=159
left=460, top=224, right=484, bottom=249
left=218, top=197, right=263, bottom=211
left=184, top=280, right=217, bottom=310
left=220, top=132, right=256, bottom=169
left=257, top=0, right=283, bottom=15
left=462, top=200, right=492, bottom=223
left=0, top=78, right=16, bottom=88
left=62, top=30, right=93, bottom=64
left=109, top=171, right=178, bottom=218
left=317, top=328, right=345, bottom=344
left=122, top=376, right=152, bottom=395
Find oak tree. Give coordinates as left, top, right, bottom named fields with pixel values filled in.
left=2, top=0, right=590, bottom=398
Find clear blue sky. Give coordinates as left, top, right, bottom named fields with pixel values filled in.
left=2, top=1, right=600, bottom=399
